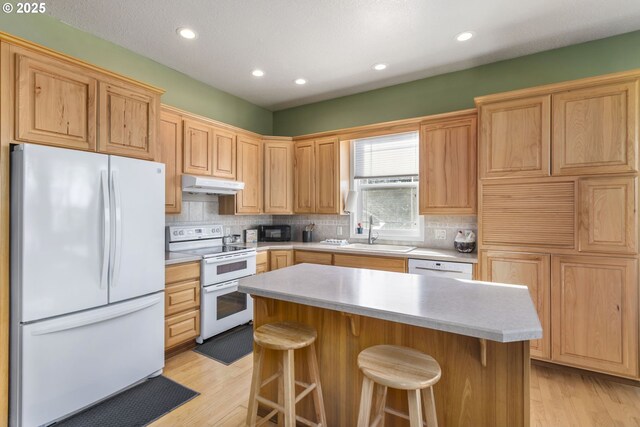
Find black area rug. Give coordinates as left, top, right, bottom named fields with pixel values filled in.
left=53, top=376, right=198, bottom=427
left=193, top=323, right=254, bottom=365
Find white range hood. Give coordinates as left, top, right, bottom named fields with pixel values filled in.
left=182, top=175, right=245, bottom=195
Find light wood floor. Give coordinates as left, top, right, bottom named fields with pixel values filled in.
left=152, top=350, right=640, bottom=427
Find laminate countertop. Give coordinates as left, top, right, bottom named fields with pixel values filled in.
left=242, top=241, right=477, bottom=263
left=238, top=263, right=541, bottom=343
left=165, top=252, right=202, bottom=266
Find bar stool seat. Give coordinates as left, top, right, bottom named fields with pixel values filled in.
left=246, top=321, right=327, bottom=427
left=357, top=345, right=441, bottom=427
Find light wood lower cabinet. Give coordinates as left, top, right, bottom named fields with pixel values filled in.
left=269, top=250, right=293, bottom=270
left=480, top=251, right=551, bottom=360
left=256, top=251, right=269, bottom=274
left=333, top=253, right=406, bottom=273
left=165, top=262, right=200, bottom=353
left=551, top=255, right=638, bottom=378
left=294, top=250, right=333, bottom=265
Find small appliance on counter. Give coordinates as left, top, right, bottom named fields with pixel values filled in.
left=244, top=229, right=258, bottom=243
left=257, top=225, right=291, bottom=242
left=454, top=230, right=476, bottom=253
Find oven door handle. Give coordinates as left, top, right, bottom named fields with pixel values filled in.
left=204, top=252, right=256, bottom=264
left=204, top=281, right=239, bottom=293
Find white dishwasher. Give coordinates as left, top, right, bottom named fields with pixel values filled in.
left=408, top=259, right=473, bottom=279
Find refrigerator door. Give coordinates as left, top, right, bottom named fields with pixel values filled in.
left=13, top=293, right=164, bottom=427
left=11, top=144, right=110, bottom=323
left=108, top=155, right=165, bottom=303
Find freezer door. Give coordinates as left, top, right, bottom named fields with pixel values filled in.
left=11, top=144, right=110, bottom=323
left=108, top=155, right=165, bottom=303
left=12, top=293, right=164, bottom=427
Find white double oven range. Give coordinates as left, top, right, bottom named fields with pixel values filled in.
left=167, top=225, right=257, bottom=342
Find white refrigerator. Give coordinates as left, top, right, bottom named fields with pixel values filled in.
left=10, top=144, right=165, bottom=427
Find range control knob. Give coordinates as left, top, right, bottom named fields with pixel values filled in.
left=179, top=230, right=185, bottom=236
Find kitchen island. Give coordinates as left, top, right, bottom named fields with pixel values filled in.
left=238, top=264, right=542, bottom=427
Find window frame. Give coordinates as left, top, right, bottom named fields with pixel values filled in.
left=349, top=137, right=424, bottom=242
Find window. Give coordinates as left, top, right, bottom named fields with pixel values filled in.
left=351, top=131, right=423, bottom=240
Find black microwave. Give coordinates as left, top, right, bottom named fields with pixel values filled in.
left=258, top=225, right=291, bottom=242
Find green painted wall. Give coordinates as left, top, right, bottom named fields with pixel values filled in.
left=0, top=13, right=273, bottom=134
left=273, top=30, right=640, bottom=136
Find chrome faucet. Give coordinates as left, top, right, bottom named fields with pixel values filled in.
left=368, top=215, right=378, bottom=245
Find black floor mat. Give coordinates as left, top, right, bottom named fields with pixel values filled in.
left=193, top=323, right=254, bottom=365
left=53, top=376, right=198, bottom=427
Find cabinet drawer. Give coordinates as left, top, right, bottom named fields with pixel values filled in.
left=256, top=251, right=269, bottom=265
left=165, top=280, right=200, bottom=316
left=165, top=309, right=200, bottom=349
left=333, top=254, right=406, bottom=273
left=165, top=262, right=200, bottom=284
left=256, top=262, right=269, bottom=275
left=294, top=250, right=333, bottom=266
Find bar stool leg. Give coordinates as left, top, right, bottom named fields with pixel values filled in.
left=306, top=343, right=328, bottom=426
left=357, top=376, right=375, bottom=427
left=372, top=383, right=387, bottom=427
left=246, top=345, right=264, bottom=427
left=282, top=349, right=296, bottom=427
left=422, top=386, right=438, bottom=427
left=277, top=361, right=284, bottom=426
left=407, top=389, right=423, bottom=427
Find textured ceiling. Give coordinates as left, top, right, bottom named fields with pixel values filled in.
left=46, top=0, right=640, bottom=110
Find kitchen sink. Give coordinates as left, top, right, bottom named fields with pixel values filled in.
left=337, top=243, right=416, bottom=253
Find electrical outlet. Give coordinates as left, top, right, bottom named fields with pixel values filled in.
left=435, top=229, right=447, bottom=240
left=337, top=226, right=343, bottom=236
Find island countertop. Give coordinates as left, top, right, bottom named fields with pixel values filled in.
left=238, top=263, right=542, bottom=343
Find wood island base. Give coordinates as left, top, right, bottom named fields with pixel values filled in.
left=251, top=296, right=530, bottom=427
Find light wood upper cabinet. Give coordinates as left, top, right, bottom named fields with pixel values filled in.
left=15, top=51, right=97, bottom=151
left=578, top=176, right=637, bottom=254
left=553, top=80, right=638, bottom=176
left=479, top=95, right=551, bottom=178
left=158, top=110, right=183, bottom=214
left=420, top=116, right=477, bottom=214
left=264, top=139, right=293, bottom=214
left=269, top=250, right=293, bottom=271
left=212, top=129, right=236, bottom=179
left=480, top=179, right=576, bottom=249
left=183, top=119, right=214, bottom=176
left=551, top=255, right=638, bottom=378
left=481, top=251, right=551, bottom=360
left=294, top=139, right=316, bottom=213
left=235, top=135, right=263, bottom=214
left=98, top=81, right=158, bottom=160
left=315, top=137, right=340, bottom=214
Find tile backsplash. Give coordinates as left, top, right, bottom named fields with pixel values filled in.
left=166, top=194, right=477, bottom=251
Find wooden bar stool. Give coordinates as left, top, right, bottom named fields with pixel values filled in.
left=357, top=345, right=441, bottom=427
left=246, top=321, right=327, bottom=427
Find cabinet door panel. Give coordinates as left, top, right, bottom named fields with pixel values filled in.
left=264, top=140, right=294, bottom=214
left=294, top=140, right=316, bottom=213
left=183, top=119, right=214, bottom=175
left=479, top=95, right=550, bottom=178
left=98, top=82, right=157, bottom=160
left=481, top=251, right=550, bottom=359
left=236, top=136, right=263, bottom=213
left=333, top=254, right=406, bottom=273
left=213, top=129, right=236, bottom=179
left=294, top=250, right=333, bottom=265
left=480, top=180, right=576, bottom=249
left=553, top=81, right=638, bottom=175
left=420, top=116, right=476, bottom=214
left=315, top=138, right=339, bottom=214
left=165, top=309, right=200, bottom=349
left=579, top=176, right=637, bottom=254
left=16, top=53, right=97, bottom=150
left=269, top=250, right=293, bottom=271
left=159, top=110, right=183, bottom=213
left=551, top=255, right=638, bottom=378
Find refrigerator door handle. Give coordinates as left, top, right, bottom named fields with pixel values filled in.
left=29, top=295, right=163, bottom=336
left=110, top=170, right=123, bottom=288
left=100, top=170, right=110, bottom=290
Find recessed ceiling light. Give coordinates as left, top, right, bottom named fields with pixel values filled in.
left=177, top=27, right=197, bottom=39
left=456, top=31, right=474, bottom=42
left=252, top=69, right=265, bottom=77
left=294, top=78, right=307, bottom=85
left=373, top=63, right=387, bottom=71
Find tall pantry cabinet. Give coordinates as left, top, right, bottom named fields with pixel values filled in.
left=476, top=71, right=640, bottom=379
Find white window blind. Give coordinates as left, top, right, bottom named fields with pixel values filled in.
left=354, top=131, right=419, bottom=179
